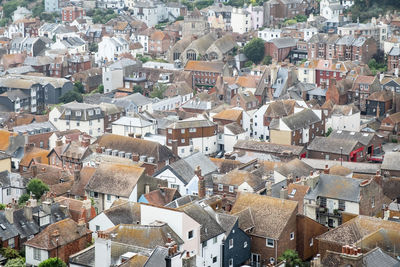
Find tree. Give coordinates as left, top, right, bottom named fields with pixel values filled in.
left=244, top=60, right=253, bottom=68
left=74, top=81, right=85, bottom=94
left=0, top=204, right=5, bottom=210
left=278, top=249, right=304, bottom=267
left=326, top=127, right=333, bottom=137
left=18, top=193, right=30, bottom=205
left=59, top=90, right=83, bottom=103
left=98, top=84, right=104, bottom=94
left=243, top=38, right=265, bottom=64
left=89, top=43, right=98, bottom=53
left=1, top=247, right=20, bottom=260
left=262, top=55, right=272, bottom=65
left=38, top=258, right=67, bottom=267
left=27, top=179, right=49, bottom=200
left=5, top=257, right=25, bottom=267
left=150, top=84, right=167, bottom=99
left=133, top=85, right=143, bottom=94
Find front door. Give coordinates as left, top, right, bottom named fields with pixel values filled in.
left=251, top=253, right=261, bottom=267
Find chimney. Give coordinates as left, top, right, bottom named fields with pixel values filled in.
left=32, top=162, right=38, bottom=177
left=81, top=138, right=90, bottom=147
left=5, top=204, right=14, bottom=224
left=78, top=218, right=86, bottom=231
left=74, top=166, right=80, bottom=181
left=29, top=195, right=37, bottom=207
left=24, top=143, right=34, bottom=153
left=24, top=201, right=33, bottom=221
left=323, top=164, right=329, bottom=174
left=51, top=230, right=60, bottom=243
left=196, top=166, right=205, bottom=198
left=132, top=153, right=139, bottom=162
left=42, top=201, right=52, bottom=214
left=374, top=170, right=382, bottom=186
left=95, top=231, right=112, bottom=267
left=128, top=133, right=135, bottom=138
left=95, top=145, right=102, bottom=153
left=171, top=140, right=178, bottom=156
left=280, top=186, right=288, bottom=199
left=65, top=137, right=72, bottom=144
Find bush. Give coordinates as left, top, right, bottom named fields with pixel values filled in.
left=38, top=258, right=66, bottom=267
left=244, top=60, right=253, bottom=68
left=98, top=84, right=104, bottom=94
left=262, top=55, right=272, bottom=65
left=18, top=193, right=30, bottom=205
left=74, top=82, right=85, bottom=94
left=1, top=247, right=20, bottom=260
left=133, top=85, right=143, bottom=94
left=59, top=90, right=83, bottom=103
left=243, top=38, right=265, bottom=64
left=5, top=257, right=25, bottom=267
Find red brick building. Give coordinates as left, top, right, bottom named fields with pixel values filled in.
left=61, top=6, right=85, bottom=22
left=264, top=37, right=297, bottom=62
left=307, top=33, right=340, bottom=60
left=184, top=60, right=226, bottom=90
left=387, top=46, right=400, bottom=72
left=148, top=31, right=173, bottom=56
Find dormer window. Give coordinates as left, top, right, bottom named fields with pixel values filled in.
left=76, top=111, right=81, bottom=116
left=88, top=110, right=94, bottom=116
left=65, top=110, right=71, bottom=115
left=95, top=109, right=101, bottom=115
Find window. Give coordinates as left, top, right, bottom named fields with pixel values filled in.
left=96, top=225, right=100, bottom=231
left=290, top=232, right=295, bottom=240
left=203, top=240, right=207, bottom=247
left=229, top=239, right=233, bottom=249
left=310, top=238, right=314, bottom=247
left=266, top=238, right=274, bottom=247
left=371, top=197, right=375, bottom=208
left=181, top=139, right=185, bottom=144
left=229, top=258, right=233, bottom=267
left=229, top=186, right=234, bottom=193
left=189, top=128, right=196, bottom=133
left=244, top=241, right=248, bottom=248
left=33, top=248, right=41, bottom=261
left=39, top=141, right=44, bottom=148
left=95, top=109, right=101, bottom=114
left=6, top=188, right=11, bottom=196
left=107, top=194, right=111, bottom=201
left=90, top=191, right=98, bottom=198
left=76, top=122, right=80, bottom=126
left=188, top=230, right=194, bottom=239
left=181, top=129, right=185, bottom=134
left=213, top=237, right=217, bottom=244
left=218, top=184, right=223, bottom=191
left=212, top=256, right=217, bottom=263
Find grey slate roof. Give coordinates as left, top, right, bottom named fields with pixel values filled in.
left=165, top=195, right=198, bottom=208
left=307, top=136, right=359, bottom=154
left=144, top=246, right=168, bottom=267
left=273, top=109, right=320, bottom=130
left=389, top=47, right=400, bottom=56
left=270, top=37, right=297, bottom=48
left=275, top=158, right=313, bottom=179
left=328, top=130, right=375, bottom=146
left=12, top=121, right=56, bottom=135
left=0, top=212, right=19, bottom=241
left=304, top=174, right=363, bottom=202
left=363, top=247, right=400, bottom=267
left=381, top=152, right=400, bottom=171
left=102, top=201, right=141, bottom=225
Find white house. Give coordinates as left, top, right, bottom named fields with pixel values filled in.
left=251, top=104, right=269, bottom=140
left=223, top=122, right=247, bottom=153
left=51, top=36, right=87, bottom=54
left=231, top=8, right=252, bottom=34
left=12, top=6, right=32, bottom=22
left=326, top=104, right=360, bottom=132
left=320, top=0, right=344, bottom=20
left=128, top=2, right=160, bottom=27
left=112, top=115, right=157, bottom=137
left=49, top=101, right=105, bottom=137
left=0, top=171, right=25, bottom=204
left=300, top=27, right=319, bottom=41
left=96, top=36, right=129, bottom=63
left=258, top=28, right=282, bottom=42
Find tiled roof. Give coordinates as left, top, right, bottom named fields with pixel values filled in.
left=214, top=169, right=265, bottom=191
left=141, top=188, right=180, bottom=206
left=231, top=193, right=298, bottom=239
left=24, top=218, right=91, bottom=250
left=184, top=60, right=224, bottom=73
left=102, top=200, right=141, bottom=225
left=213, top=109, right=242, bottom=121
left=19, top=148, right=49, bottom=167
left=234, top=139, right=304, bottom=155
left=287, top=183, right=310, bottom=214
left=354, top=75, right=376, bottom=85
left=0, top=130, right=17, bottom=151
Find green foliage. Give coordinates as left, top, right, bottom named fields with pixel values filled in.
left=262, top=55, right=272, bottom=65
left=1, top=247, right=20, bottom=260
left=133, top=85, right=143, bottom=94
left=278, top=249, right=304, bottom=267
left=89, top=43, right=98, bottom=53
left=5, top=257, right=25, bottom=267
left=0, top=204, right=5, bottom=210
left=194, top=0, right=214, bottom=10
left=27, top=178, right=49, bottom=200
left=243, top=38, right=265, bottom=64
left=347, top=0, right=400, bottom=23
left=74, top=82, right=85, bottom=94
left=228, top=0, right=245, bottom=7
left=90, top=8, right=118, bottom=24
left=18, top=193, right=30, bottom=205
left=98, top=84, right=104, bottom=94
left=150, top=84, right=167, bottom=99
left=295, top=14, right=307, bottom=22
left=0, top=18, right=9, bottom=27
left=284, top=19, right=297, bottom=25
left=176, top=15, right=184, bottom=21
left=38, top=258, right=67, bottom=267
left=59, top=90, right=83, bottom=103
left=3, top=1, right=20, bottom=19
left=244, top=60, right=253, bottom=68
left=137, top=54, right=151, bottom=63
left=392, top=138, right=398, bottom=143
left=368, top=57, right=387, bottom=76
left=325, top=127, right=333, bottom=137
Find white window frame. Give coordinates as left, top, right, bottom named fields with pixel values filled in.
left=290, top=232, right=295, bottom=240
left=218, top=184, right=223, bottom=191
left=188, top=230, right=194, bottom=240
left=229, top=186, right=234, bottom=193
left=229, top=238, right=233, bottom=249
left=266, top=238, right=274, bottom=248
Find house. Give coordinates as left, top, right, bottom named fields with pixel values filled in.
left=205, top=34, right=237, bottom=62
left=0, top=151, right=11, bottom=172
left=180, top=33, right=217, bottom=64
left=154, top=152, right=218, bottom=196
left=10, top=37, right=48, bottom=57
left=96, top=133, right=178, bottom=172
left=95, top=36, right=129, bottom=63
left=319, top=0, right=343, bottom=20
left=166, top=116, right=217, bottom=157
left=25, top=218, right=92, bottom=266
left=211, top=169, right=266, bottom=198
left=231, top=91, right=259, bottom=111
left=366, top=90, right=393, bottom=117
left=61, top=6, right=85, bottom=22
left=0, top=171, right=25, bottom=204
left=85, top=162, right=167, bottom=213
left=379, top=112, right=400, bottom=137
left=274, top=158, right=313, bottom=183
left=258, top=28, right=283, bottom=42
left=101, top=58, right=143, bottom=93
left=71, top=68, right=102, bottom=93
left=47, top=139, right=92, bottom=171
left=269, top=108, right=324, bottom=146
left=54, top=197, right=96, bottom=223
left=381, top=77, right=400, bottom=93
left=307, top=34, right=340, bottom=60
left=112, top=93, right=153, bottom=113
left=263, top=0, right=308, bottom=26
left=148, top=31, right=173, bottom=56
left=88, top=199, right=140, bottom=233
left=381, top=152, right=400, bottom=177
left=231, top=8, right=252, bottom=34
left=49, top=102, right=104, bottom=137
left=231, top=193, right=298, bottom=266
left=12, top=121, right=57, bottom=150
left=18, top=145, right=49, bottom=172
left=316, top=215, right=400, bottom=260
left=302, top=173, right=384, bottom=228
left=112, top=115, right=156, bottom=137
left=223, top=123, right=247, bottom=153
left=265, top=37, right=297, bottom=62
left=388, top=47, right=400, bottom=72
left=12, top=6, right=31, bottom=22
left=349, top=75, right=381, bottom=113
left=326, top=104, right=360, bottom=132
